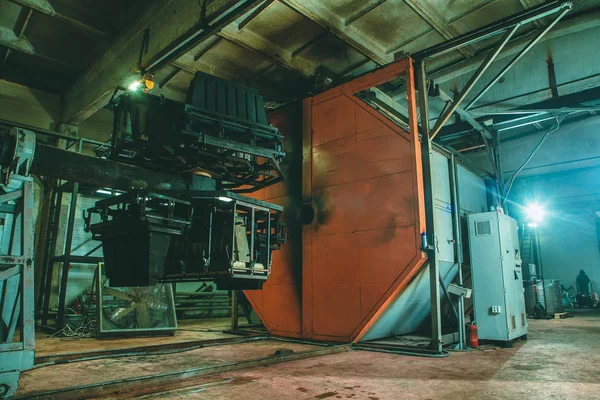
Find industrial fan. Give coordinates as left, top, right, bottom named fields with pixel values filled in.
left=95, top=263, right=177, bottom=337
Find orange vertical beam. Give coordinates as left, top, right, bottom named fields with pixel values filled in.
left=405, top=60, right=427, bottom=242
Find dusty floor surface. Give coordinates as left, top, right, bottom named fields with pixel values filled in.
left=18, top=310, right=600, bottom=399
left=34, top=318, right=236, bottom=357
left=140, top=310, right=600, bottom=400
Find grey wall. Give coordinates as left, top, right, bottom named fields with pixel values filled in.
left=362, top=150, right=488, bottom=341
left=538, top=213, right=600, bottom=292
left=509, top=166, right=600, bottom=292
left=468, top=116, right=600, bottom=180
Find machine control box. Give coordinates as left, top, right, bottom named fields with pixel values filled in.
left=468, top=212, right=528, bottom=343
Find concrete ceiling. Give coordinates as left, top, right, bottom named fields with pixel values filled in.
left=0, top=0, right=145, bottom=92
left=0, top=0, right=599, bottom=135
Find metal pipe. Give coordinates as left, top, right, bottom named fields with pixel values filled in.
left=432, top=142, right=495, bottom=179
left=413, top=1, right=572, bottom=60
left=473, top=107, right=600, bottom=115
left=416, top=61, right=443, bottom=353
left=494, top=131, right=505, bottom=204
left=144, top=0, right=263, bottom=73
left=430, top=24, right=520, bottom=140
left=465, top=7, right=571, bottom=111
left=449, top=155, right=466, bottom=350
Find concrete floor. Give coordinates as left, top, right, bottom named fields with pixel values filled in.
left=158, top=310, right=600, bottom=400
left=34, top=318, right=236, bottom=357
left=18, top=310, right=600, bottom=399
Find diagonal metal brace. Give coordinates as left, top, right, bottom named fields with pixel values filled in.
left=429, top=24, right=520, bottom=140
left=465, top=7, right=571, bottom=111
left=437, top=89, right=503, bottom=190
left=437, top=88, right=492, bottom=139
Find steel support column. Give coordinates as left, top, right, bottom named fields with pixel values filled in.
left=231, top=290, right=239, bottom=330
left=449, top=154, right=466, bottom=349
left=40, top=184, right=61, bottom=326
left=55, top=181, right=79, bottom=331
left=417, top=61, right=442, bottom=353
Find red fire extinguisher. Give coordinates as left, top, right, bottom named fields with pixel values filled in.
left=469, top=324, right=479, bottom=348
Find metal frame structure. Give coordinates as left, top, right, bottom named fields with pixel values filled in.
left=0, top=177, right=34, bottom=399
left=413, top=0, right=572, bottom=353
left=37, top=139, right=107, bottom=332
left=0, top=127, right=36, bottom=398
left=84, top=189, right=285, bottom=289
left=38, top=181, right=105, bottom=332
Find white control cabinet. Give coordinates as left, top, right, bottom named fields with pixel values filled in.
left=468, top=211, right=528, bottom=343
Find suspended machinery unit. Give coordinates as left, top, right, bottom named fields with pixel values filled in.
left=85, top=72, right=287, bottom=290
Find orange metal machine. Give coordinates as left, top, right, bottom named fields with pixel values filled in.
left=245, top=57, right=426, bottom=343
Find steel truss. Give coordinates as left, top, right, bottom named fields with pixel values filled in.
left=413, top=0, right=572, bottom=353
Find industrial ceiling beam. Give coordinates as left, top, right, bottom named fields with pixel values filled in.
left=339, top=58, right=372, bottom=77
left=437, top=88, right=492, bottom=139
left=432, top=8, right=591, bottom=88
left=61, top=0, right=262, bottom=124
left=0, top=23, right=34, bottom=55
left=0, top=17, right=86, bottom=72
left=193, top=36, right=222, bottom=61
left=464, top=7, right=570, bottom=111
left=518, top=0, right=544, bottom=28
left=438, top=87, right=503, bottom=192
left=279, top=0, right=390, bottom=65
left=7, top=0, right=111, bottom=38
left=236, top=0, right=275, bottom=30
left=291, top=29, right=328, bottom=58
left=0, top=7, right=33, bottom=71
left=402, top=0, right=473, bottom=58
left=413, top=0, right=572, bottom=60
left=388, top=8, right=597, bottom=103
left=344, top=0, right=387, bottom=27
left=219, top=24, right=315, bottom=78
left=429, top=25, right=519, bottom=140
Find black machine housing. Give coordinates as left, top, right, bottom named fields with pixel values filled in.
left=84, top=190, right=286, bottom=289
left=101, top=72, right=285, bottom=193
left=87, top=72, right=288, bottom=289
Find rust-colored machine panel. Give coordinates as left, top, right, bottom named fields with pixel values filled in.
left=246, top=58, right=426, bottom=342
left=245, top=103, right=304, bottom=338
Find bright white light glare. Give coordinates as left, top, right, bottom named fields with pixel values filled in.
left=525, top=203, right=545, bottom=224
left=217, top=196, right=233, bottom=202
left=128, top=80, right=141, bottom=91
left=527, top=222, right=539, bottom=228
left=96, top=189, right=122, bottom=196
